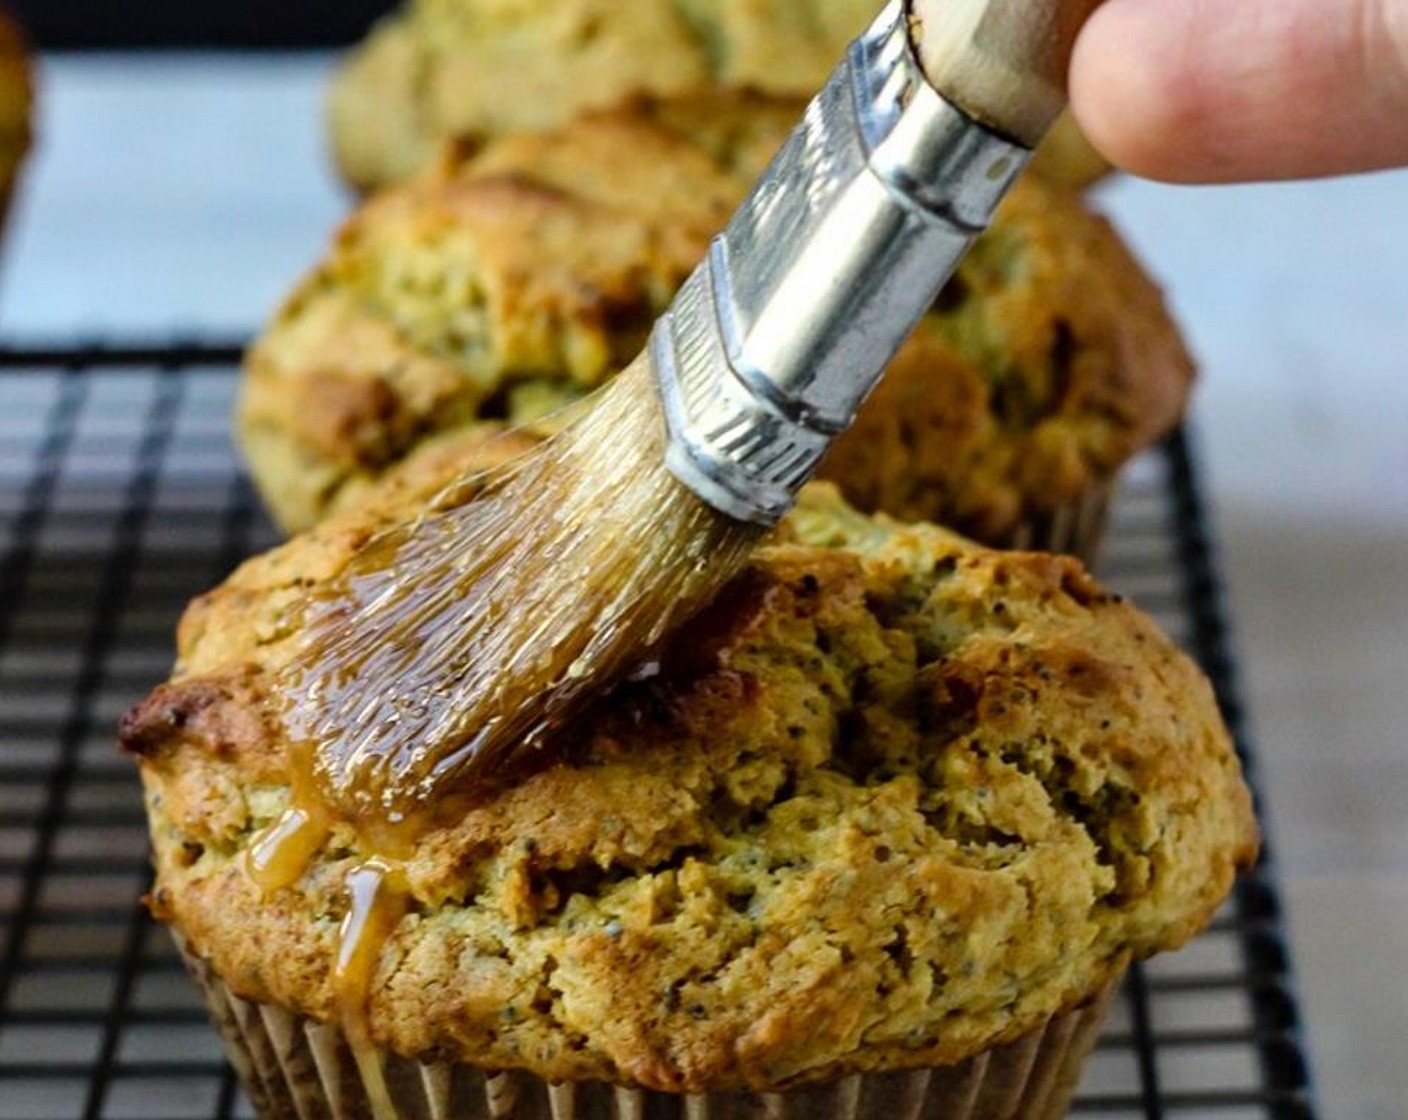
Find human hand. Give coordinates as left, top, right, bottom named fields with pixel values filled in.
left=1069, top=0, right=1408, bottom=182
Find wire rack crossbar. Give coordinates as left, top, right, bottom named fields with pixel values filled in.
left=0, top=345, right=1316, bottom=1119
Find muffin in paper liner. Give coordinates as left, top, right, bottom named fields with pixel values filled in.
left=181, top=941, right=1122, bottom=1120
left=128, top=482, right=1258, bottom=1120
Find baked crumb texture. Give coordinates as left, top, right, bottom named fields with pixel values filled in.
left=327, top=0, right=1108, bottom=193
left=124, top=479, right=1256, bottom=1094
left=244, top=94, right=1191, bottom=540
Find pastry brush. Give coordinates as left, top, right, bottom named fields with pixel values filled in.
left=282, top=0, right=1104, bottom=833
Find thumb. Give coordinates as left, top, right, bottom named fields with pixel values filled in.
left=1069, top=0, right=1408, bottom=182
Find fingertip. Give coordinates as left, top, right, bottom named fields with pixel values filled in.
left=1069, top=0, right=1208, bottom=182
left=1070, top=0, right=1408, bottom=183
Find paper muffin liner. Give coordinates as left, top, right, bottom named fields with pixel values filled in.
left=180, top=943, right=1121, bottom=1120
left=999, top=483, right=1112, bottom=565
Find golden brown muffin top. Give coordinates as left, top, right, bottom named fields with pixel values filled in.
left=243, top=93, right=1189, bottom=540
left=328, top=0, right=1107, bottom=193
left=125, top=465, right=1255, bottom=1091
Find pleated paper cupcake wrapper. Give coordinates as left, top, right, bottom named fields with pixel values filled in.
left=999, top=483, right=1112, bottom=565
left=181, top=946, right=1121, bottom=1120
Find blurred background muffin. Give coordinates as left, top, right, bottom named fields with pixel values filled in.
left=328, top=0, right=1108, bottom=195
left=242, top=94, right=1190, bottom=554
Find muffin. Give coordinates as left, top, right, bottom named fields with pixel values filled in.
left=329, top=0, right=1108, bottom=195
left=242, top=94, right=1190, bottom=555
left=124, top=421, right=1256, bottom=1117
left=0, top=7, right=33, bottom=241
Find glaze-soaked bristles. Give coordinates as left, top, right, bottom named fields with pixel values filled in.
left=278, top=351, right=765, bottom=826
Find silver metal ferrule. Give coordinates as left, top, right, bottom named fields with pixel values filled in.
left=652, top=0, right=1032, bottom=525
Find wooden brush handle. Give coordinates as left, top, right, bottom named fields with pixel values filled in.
left=910, top=0, right=1104, bottom=146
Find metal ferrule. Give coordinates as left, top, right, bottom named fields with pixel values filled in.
left=652, top=0, right=1031, bottom=525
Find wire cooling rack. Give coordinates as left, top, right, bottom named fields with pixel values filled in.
left=0, top=342, right=1316, bottom=1119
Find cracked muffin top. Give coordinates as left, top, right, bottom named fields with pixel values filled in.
left=124, top=453, right=1256, bottom=1091
left=244, top=93, right=1190, bottom=540
left=328, top=0, right=1107, bottom=193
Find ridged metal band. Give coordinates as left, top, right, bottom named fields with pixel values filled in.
left=653, top=0, right=1032, bottom=525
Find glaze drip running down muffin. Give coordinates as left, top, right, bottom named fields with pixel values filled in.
left=245, top=94, right=1191, bottom=546
left=125, top=445, right=1256, bottom=1094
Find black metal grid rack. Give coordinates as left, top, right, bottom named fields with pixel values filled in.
left=0, top=343, right=1316, bottom=1119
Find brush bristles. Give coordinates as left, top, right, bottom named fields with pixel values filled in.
left=278, top=351, right=764, bottom=825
